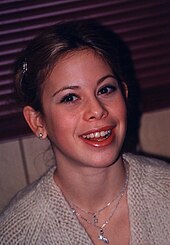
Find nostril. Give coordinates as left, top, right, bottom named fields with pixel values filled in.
left=86, top=107, right=108, bottom=121
left=83, top=98, right=108, bottom=121
left=89, top=115, right=96, bottom=120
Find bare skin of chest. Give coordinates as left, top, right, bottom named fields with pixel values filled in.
left=77, top=194, right=130, bottom=245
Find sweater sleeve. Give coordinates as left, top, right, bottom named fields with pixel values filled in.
left=123, top=153, right=170, bottom=245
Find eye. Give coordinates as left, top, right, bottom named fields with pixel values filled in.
left=60, top=93, right=80, bottom=104
left=98, top=85, right=117, bottom=95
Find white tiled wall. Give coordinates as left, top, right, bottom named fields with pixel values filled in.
left=139, top=108, right=170, bottom=159
left=21, top=137, right=54, bottom=183
left=0, top=108, right=170, bottom=211
left=0, top=137, right=54, bottom=211
left=0, top=140, right=27, bottom=211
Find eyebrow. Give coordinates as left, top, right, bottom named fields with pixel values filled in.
left=52, top=85, right=79, bottom=97
left=52, top=74, right=116, bottom=97
left=97, top=75, right=116, bottom=85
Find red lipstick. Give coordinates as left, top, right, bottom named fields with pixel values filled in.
left=80, top=126, right=115, bottom=148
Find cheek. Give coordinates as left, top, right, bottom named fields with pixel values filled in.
left=112, top=96, right=127, bottom=120
left=46, top=109, right=78, bottom=137
left=120, top=102, right=127, bottom=118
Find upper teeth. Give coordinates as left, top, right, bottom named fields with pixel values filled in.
left=82, top=130, right=111, bottom=139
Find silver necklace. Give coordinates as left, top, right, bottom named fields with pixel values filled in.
left=71, top=170, right=128, bottom=244
left=73, top=189, right=126, bottom=243
left=71, top=181, right=125, bottom=225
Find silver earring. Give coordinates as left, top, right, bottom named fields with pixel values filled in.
left=38, top=132, right=43, bottom=139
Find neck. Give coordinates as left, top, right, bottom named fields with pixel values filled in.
left=53, top=156, right=126, bottom=212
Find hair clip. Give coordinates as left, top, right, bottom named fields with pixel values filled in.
left=22, top=61, right=28, bottom=74
left=19, top=60, right=28, bottom=90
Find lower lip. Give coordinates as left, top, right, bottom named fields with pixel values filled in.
left=80, top=130, right=115, bottom=148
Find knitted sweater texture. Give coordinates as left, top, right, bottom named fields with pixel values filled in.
left=0, top=154, right=170, bottom=245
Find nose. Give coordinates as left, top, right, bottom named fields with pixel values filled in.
left=83, top=97, right=108, bottom=121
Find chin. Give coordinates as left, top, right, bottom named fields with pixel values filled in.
left=87, top=151, right=122, bottom=168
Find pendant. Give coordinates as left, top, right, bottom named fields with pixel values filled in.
left=93, top=214, right=98, bottom=224
left=98, top=229, right=109, bottom=244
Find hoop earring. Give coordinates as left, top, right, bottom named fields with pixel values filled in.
left=38, top=132, right=43, bottom=139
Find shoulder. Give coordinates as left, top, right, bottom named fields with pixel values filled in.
left=123, top=153, right=170, bottom=198
left=123, top=153, right=170, bottom=175
left=123, top=154, right=170, bottom=243
left=1, top=166, right=55, bottom=210
left=0, top=166, right=56, bottom=242
left=0, top=166, right=91, bottom=244
left=124, top=153, right=170, bottom=170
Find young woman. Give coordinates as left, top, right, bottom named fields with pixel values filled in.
left=0, top=20, right=170, bottom=245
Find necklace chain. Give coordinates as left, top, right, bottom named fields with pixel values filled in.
left=72, top=185, right=126, bottom=228
left=71, top=164, right=129, bottom=244
left=71, top=180, right=124, bottom=218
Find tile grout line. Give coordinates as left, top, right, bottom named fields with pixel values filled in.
left=18, top=138, right=30, bottom=185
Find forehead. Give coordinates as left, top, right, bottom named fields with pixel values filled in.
left=42, top=49, right=114, bottom=95
left=50, top=49, right=112, bottom=78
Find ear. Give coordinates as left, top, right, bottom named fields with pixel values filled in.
left=122, top=82, right=128, bottom=99
left=23, top=106, right=47, bottom=139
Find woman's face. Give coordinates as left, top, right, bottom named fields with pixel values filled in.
left=41, top=49, right=127, bottom=169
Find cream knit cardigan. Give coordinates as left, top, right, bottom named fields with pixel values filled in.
left=0, top=154, right=170, bottom=245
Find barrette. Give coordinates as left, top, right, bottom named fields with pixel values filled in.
left=19, top=60, right=28, bottom=90
left=22, top=60, right=28, bottom=73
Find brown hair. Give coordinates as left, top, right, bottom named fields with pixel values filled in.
left=14, top=20, right=131, bottom=113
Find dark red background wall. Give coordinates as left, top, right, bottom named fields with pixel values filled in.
left=0, top=0, right=170, bottom=140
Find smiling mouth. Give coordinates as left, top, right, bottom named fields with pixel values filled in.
left=80, top=127, right=114, bottom=147
left=82, top=130, right=111, bottom=141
